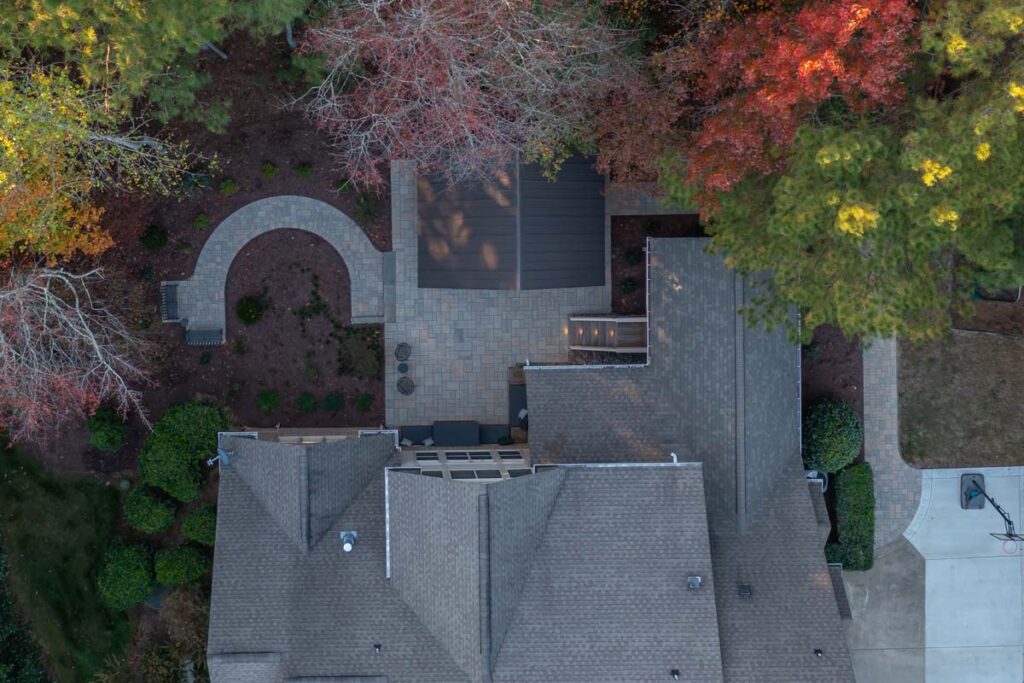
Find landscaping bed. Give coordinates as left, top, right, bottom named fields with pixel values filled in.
left=955, top=294, right=1024, bottom=336
left=801, top=324, right=864, bottom=421
left=610, top=214, right=704, bottom=314
left=899, top=331, right=1024, bottom=467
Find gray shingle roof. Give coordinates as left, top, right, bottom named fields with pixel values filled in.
left=526, top=238, right=801, bottom=531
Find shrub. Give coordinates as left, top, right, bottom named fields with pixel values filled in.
left=193, top=212, right=210, bottom=231
left=98, top=544, right=153, bottom=611
left=123, top=488, right=175, bottom=534
left=232, top=337, right=247, bottom=356
left=138, top=402, right=230, bottom=502
left=199, top=352, right=212, bottom=366
left=355, top=193, right=379, bottom=224
left=826, top=463, right=875, bottom=571
left=258, top=390, right=280, bottom=414
left=355, top=393, right=374, bottom=412
left=261, top=162, right=279, bottom=180
left=623, top=247, right=645, bottom=266
left=181, top=505, right=217, bottom=547
left=154, top=546, right=211, bottom=586
left=802, top=398, right=863, bottom=473
left=296, top=392, right=318, bottom=413
left=619, top=277, right=638, bottom=294
left=235, top=295, right=264, bottom=325
left=88, top=405, right=126, bottom=452
left=218, top=178, right=238, bottom=196
left=323, top=393, right=344, bottom=413
left=293, top=162, right=313, bottom=177
left=140, top=224, right=168, bottom=252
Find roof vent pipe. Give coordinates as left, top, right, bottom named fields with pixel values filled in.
left=340, top=531, right=358, bottom=553
left=669, top=452, right=678, bottom=464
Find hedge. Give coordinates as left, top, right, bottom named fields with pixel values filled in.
left=155, top=547, right=211, bottom=586
left=87, top=405, right=127, bottom=452
left=98, top=544, right=153, bottom=611
left=123, top=488, right=175, bottom=534
left=826, top=463, right=875, bottom=571
left=181, top=505, right=217, bottom=547
left=138, top=403, right=230, bottom=502
left=802, top=398, right=862, bottom=473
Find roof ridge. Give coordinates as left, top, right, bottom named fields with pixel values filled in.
left=487, top=467, right=568, bottom=671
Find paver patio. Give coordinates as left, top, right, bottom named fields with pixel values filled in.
left=384, top=161, right=610, bottom=425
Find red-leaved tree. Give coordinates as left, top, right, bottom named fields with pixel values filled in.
left=0, top=268, right=152, bottom=443
left=299, top=0, right=637, bottom=185
left=659, top=0, right=917, bottom=197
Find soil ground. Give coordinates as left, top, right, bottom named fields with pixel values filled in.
left=899, top=330, right=1024, bottom=468
left=955, top=290, right=1024, bottom=336
left=610, top=214, right=704, bottom=314
left=28, top=33, right=388, bottom=477
left=801, top=324, right=864, bottom=421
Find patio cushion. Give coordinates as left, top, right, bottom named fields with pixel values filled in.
left=431, top=421, right=480, bottom=447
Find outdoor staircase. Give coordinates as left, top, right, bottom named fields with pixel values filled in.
left=568, top=315, right=647, bottom=353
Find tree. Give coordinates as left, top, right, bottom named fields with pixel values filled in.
left=0, top=1, right=311, bottom=129
left=663, top=0, right=917, bottom=198
left=0, top=268, right=153, bottom=443
left=298, top=0, right=639, bottom=185
left=0, top=66, right=196, bottom=260
left=658, top=0, right=1024, bottom=341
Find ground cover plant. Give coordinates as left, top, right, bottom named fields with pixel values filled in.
left=0, top=446, right=129, bottom=680
left=0, top=544, right=47, bottom=683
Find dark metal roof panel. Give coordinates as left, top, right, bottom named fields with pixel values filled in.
left=519, top=157, right=605, bottom=290
left=417, top=171, right=518, bottom=290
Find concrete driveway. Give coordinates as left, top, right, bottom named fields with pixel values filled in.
left=847, top=467, right=1024, bottom=682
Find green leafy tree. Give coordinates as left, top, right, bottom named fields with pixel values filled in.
left=123, top=488, right=176, bottom=534
left=155, top=546, right=211, bottom=586
left=98, top=544, right=153, bottom=611
left=661, top=0, right=1024, bottom=341
left=139, top=403, right=230, bottom=502
left=181, top=505, right=217, bottom=546
left=0, top=66, right=196, bottom=260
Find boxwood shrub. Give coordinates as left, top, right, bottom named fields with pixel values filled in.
left=139, top=403, right=230, bottom=502
left=154, top=546, right=211, bottom=586
left=802, top=398, right=862, bottom=473
left=181, top=505, right=217, bottom=546
left=87, top=405, right=126, bottom=452
left=98, top=544, right=153, bottom=610
left=826, top=463, right=875, bottom=571
left=123, top=488, right=175, bottom=534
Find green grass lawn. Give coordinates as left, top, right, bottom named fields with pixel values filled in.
left=0, top=447, right=131, bottom=681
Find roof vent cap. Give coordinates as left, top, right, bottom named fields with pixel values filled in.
left=739, top=584, right=753, bottom=598
left=687, top=575, right=702, bottom=590
left=671, top=669, right=680, bottom=680
left=340, top=531, right=358, bottom=553
left=814, top=648, right=824, bottom=658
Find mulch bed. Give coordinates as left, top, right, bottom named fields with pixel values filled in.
left=610, top=214, right=704, bottom=314
left=955, top=290, right=1024, bottom=336
left=27, top=32, right=389, bottom=477
left=801, top=324, right=864, bottom=422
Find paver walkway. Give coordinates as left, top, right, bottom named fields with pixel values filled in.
left=163, top=196, right=386, bottom=342
left=863, top=338, right=922, bottom=551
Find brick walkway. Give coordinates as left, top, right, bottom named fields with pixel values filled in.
left=163, top=196, right=386, bottom=341
left=863, top=338, right=922, bottom=552
left=384, top=162, right=609, bottom=426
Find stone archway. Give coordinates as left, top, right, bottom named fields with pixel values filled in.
left=161, top=196, right=387, bottom=344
